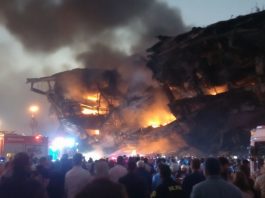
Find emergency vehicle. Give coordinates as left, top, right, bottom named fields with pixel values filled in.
left=0, top=133, right=48, bottom=159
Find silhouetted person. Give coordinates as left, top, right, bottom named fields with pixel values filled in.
left=136, top=160, right=152, bottom=194
left=191, top=157, right=242, bottom=198
left=0, top=152, right=48, bottom=198
left=65, top=153, right=92, bottom=198
left=234, top=171, right=255, bottom=198
left=47, top=160, right=65, bottom=198
left=119, top=158, right=148, bottom=198
left=76, top=178, right=128, bottom=198
left=94, top=159, right=109, bottom=179
left=182, top=158, right=205, bottom=198
left=151, top=163, right=184, bottom=198
left=219, top=157, right=233, bottom=182
left=109, top=156, right=127, bottom=182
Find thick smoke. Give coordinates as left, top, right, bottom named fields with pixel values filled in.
left=0, top=0, right=186, bottom=52
left=0, top=0, right=187, bottom=141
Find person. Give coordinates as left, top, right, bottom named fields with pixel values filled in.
left=182, top=158, right=205, bottom=198
left=219, top=157, right=233, bottom=182
left=136, top=160, right=152, bottom=193
left=254, top=166, right=265, bottom=198
left=65, top=153, right=92, bottom=198
left=94, top=159, right=109, bottom=179
left=151, top=163, right=184, bottom=198
left=119, top=158, right=148, bottom=198
left=0, top=152, right=48, bottom=198
left=47, top=160, right=65, bottom=198
left=191, top=157, right=242, bottom=198
left=109, top=156, right=128, bottom=182
left=152, top=158, right=166, bottom=190
left=233, top=171, right=254, bottom=198
left=76, top=178, right=128, bottom=198
left=239, top=164, right=258, bottom=197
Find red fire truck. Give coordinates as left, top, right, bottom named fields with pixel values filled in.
left=0, top=133, right=48, bottom=159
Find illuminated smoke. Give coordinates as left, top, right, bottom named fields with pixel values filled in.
left=0, top=0, right=187, bottom=138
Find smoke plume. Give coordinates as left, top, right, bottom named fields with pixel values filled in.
left=0, top=0, right=187, bottom=138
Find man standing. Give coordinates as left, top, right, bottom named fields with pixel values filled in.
left=65, top=153, right=92, bottom=198
left=151, top=164, right=184, bottom=198
left=182, top=158, right=205, bottom=198
left=109, top=156, right=128, bottom=182
left=191, top=158, right=242, bottom=198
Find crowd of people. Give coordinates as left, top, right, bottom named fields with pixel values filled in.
left=0, top=152, right=264, bottom=198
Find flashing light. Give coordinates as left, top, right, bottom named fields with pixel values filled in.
left=233, top=155, right=238, bottom=159
left=50, top=137, right=76, bottom=150
left=35, top=135, right=42, bottom=140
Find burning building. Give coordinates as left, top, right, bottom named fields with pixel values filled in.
left=28, top=10, right=265, bottom=155
left=27, top=68, right=177, bottom=152
left=147, top=10, right=265, bottom=154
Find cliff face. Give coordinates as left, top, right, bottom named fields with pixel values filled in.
left=147, top=11, right=265, bottom=155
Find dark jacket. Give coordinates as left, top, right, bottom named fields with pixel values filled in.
left=182, top=171, right=205, bottom=198
left=0, top=171, right=47, bottom=198
left=152, top=178, right=185, bottom=198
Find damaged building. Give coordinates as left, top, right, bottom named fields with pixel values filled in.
left=28, top=10, right=265, bottom=155
left=147, top=10, right=265, bottom=154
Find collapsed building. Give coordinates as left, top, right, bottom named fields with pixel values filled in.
left=147, top=10, right=265, bottom=154
left=27, top=68, right=177, bottom=153
left=28, top=10, right=265, bottom=155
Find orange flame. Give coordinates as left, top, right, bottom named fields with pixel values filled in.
left=206, top=84, right=228, bottom=96
left=145, top=113, right=176, bottom=128
left=81, top=92, right=109, bottom=115
left=85, top=93, right=99, bottom=102
left=81, top=107, right=98, bottom=115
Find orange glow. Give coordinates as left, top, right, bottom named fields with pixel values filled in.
left=131, top=149, right=137, bottom=156
left=81, top=107, right=98, bottom=115
left=85, top=93, right=98, bottom=102
left=206, top=84, right=228, bottom=95
left=81, top=92, right=109, bottom=115
left=143, top=111, right=176, bottom=128
left=87, top=129, right=101, bottom=136
left=94, top=129, right=100, bottom=135
left=29, top=105, right=39, bottom=113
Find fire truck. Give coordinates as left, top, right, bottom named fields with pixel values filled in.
left=0, top=133, right=48, bottom=159
left=250, top=126, right=265, bottom=176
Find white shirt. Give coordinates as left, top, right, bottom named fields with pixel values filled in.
left=65, top=166, right=93, bottom=198
left=109, top=164, right=128, bottom=182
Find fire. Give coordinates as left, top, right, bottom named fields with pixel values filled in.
left=206, top=84, right=228, bottom=95
left=81, top=92, right=109, bottom=115
left=143, top=112, right=176, bottom=128
left=86, top=129, right=100, bottom=136
left=85, top=93, right=99, bottom=102
left=94, top=129, right=100, bottom=135
left=81, top=107, right=98, bottom=115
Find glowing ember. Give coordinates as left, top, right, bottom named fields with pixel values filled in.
left=81, top=107, right=98, bottom=115
left=85, top=93, right=99, bottom=102
left=144, top=113, right=176, bottom=128
left=206, top=84, right=228, bottom=95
